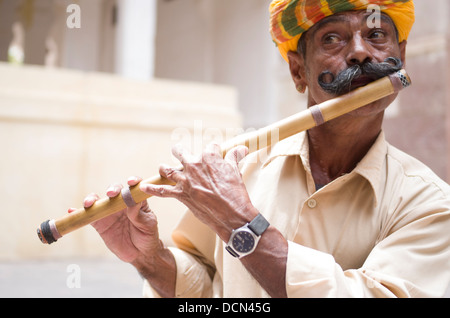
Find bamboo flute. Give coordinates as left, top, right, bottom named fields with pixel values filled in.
left=37, top=69, right=411, bottom=244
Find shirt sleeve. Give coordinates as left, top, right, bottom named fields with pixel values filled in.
left=286, top=206, right=450, bottom=298
left=143, top=247, right=213, bottom=298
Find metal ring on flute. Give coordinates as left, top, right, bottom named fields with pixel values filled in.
left=310, top=105, right=325, bottom=126
left=121, top=187, right=138, bottom=208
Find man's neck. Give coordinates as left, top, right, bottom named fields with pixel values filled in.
left=307, top=112, right=384, bottom=188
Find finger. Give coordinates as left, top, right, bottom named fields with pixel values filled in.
left=140, top=183, right=182, bottom=198
left=204, top=143, right=222, bottom=158
left=83, top=193, right=100, bottom=208
left=159, top=164, right=185, bottom=183
left=125, top=200, right=147, bottom=223
left=106, top=183, right=123, bottom=198
left=172, top=143, right=197, bottom=165
left=127, top=176, right=143, bottom=187
left=224, top=145, right=249, bottom=165
left=204, top=143, right=222, bottom=155
left=67, top=208, right=76, bottom=213
left=139, top=199, right=151, bottom=213
left=127, top=200, right=152, bottom=222
left=202, top=143, right=223, bottom=164
left=125, top=202, right=159, bottom=235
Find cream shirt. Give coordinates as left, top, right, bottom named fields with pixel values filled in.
left=143, top=131, right=450, bottom=298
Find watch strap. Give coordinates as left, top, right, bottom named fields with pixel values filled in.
left=225, top=246, right=239, bottom=258
left=248, top=213, right=270, bottom=236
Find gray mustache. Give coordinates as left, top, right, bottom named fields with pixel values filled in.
left=318, top=57, right=403, bottom=95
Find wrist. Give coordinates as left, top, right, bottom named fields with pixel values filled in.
left=131, top=241, right=177, bottom=298
left=131, top=240, right=174, bottom=279
left=218, top=205, right=260, bottom=242
left=225, top=212, right=270, bottom=259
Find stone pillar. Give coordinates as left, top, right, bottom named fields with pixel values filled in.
left=115, top=0, right=157, bottom=80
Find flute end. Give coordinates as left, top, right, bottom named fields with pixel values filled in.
left=389, top=69, right=412, bottom=93
left=37, top=220, right=58, bottom=244
left=398, top=69, right=412, bottom=88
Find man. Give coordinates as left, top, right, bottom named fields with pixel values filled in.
left=79, top=0, right=450, bottom=297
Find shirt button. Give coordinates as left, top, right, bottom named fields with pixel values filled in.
left=307, top=199, right=317, bottom=209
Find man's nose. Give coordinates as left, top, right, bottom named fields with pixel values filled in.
left=346, top=34, right=372, bottom=65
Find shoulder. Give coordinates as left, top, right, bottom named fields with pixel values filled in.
left=375, top=143, right=450, bottom=251
left=385, top=143, right=450, bottom=199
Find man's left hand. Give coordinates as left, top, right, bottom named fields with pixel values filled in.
left=139, top=143, right=259, bottom=241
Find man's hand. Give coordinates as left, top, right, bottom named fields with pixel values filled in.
left=139, top=143, right=288, bottom=297
left=68, top=176, right=176, bottom=297
left=139, top=144, right=258, bottom=242
left=69, top=177, right=161, bottom=263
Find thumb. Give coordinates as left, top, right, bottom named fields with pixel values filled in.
left=126, top=200, right=158, bottom=233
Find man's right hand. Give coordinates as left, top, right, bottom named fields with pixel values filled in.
left=68, top=176, right=162, bottom=264
left=68, top=176, right=177, bottom=298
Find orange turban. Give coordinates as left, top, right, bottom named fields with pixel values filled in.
left=269, top=0, right=415, bottom=62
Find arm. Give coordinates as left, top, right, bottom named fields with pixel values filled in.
left=139, top=143, right=450, bottom=298
left=130, top=242, right=177, bottom=298
left=140, top=144, right=289, bottom=297
left=240, top=226, right=288, bottom=297
left=240, top=203, right=449, bottom=298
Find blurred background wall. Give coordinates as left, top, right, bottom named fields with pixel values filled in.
left=0, top=0, right=448, bottom=296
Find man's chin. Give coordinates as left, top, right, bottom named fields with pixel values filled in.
left=346, top=95, right=396, bottom=118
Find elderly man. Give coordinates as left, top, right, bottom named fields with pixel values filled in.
left=80, top=0, right=450, bottom=298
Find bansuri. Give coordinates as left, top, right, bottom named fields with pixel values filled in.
left=37, top=69, right=411, bottom=245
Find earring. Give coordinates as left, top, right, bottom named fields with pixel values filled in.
left=296, top=84, right=306, bottom=94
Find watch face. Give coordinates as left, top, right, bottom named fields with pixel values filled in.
left=231, top=230, right=255, bottom=253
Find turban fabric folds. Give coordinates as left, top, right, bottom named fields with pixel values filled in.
left=269, top=0, right=415, bottom=62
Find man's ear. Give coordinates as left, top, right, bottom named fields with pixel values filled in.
left=287, top=51, right=307, bottom=93
left=399, top=40, right=407, bottom=67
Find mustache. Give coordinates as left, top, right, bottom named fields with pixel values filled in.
left=318, top=57, right=403, bottom=96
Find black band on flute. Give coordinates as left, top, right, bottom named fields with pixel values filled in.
left=37, top=220, right=57, bottom=244
left=121, top=187, right=137, bottom=208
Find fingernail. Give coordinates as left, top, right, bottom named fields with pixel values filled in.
left=106, top=186, right=119, bottom=196
left=128, top=176, right=139, bottom=183
left=84, top=197, right=94, bottom=207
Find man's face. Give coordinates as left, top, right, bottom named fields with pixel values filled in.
left=295, top=10, right=406, bottom=116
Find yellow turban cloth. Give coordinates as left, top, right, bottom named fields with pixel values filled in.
left=269, top=0, right=415, bottom=62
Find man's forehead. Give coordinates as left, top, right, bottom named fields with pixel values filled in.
left=308, top=11, right=396, bottom=36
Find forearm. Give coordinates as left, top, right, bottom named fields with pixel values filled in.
left=132, top=242, right=177, bottom=298
left=240, top=226, right=288, bottom=298
left=211, top=204, right=289, bottom=298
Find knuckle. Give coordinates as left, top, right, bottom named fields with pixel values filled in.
left=165, top=168, right=177, bottom=179
left=202, top=150, right=220, bottom=163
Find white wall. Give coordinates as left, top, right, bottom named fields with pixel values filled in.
left=154, top=0, right=308, bottom=129
left=0, top=62, right=241, bottom=260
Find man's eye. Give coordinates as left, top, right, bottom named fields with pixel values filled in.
left=369, top=30, right=386, bottom=39
left=323, top=34, right=340, bottom=44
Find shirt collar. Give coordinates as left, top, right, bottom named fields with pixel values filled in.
left=261, top=132, right=306, bottom=168
left=261, top=131, right=388, bottom=206
left=353, top=131, right=388, bottom=206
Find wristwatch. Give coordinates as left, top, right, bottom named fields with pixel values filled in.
left=225, top=214, right=270, bottom=259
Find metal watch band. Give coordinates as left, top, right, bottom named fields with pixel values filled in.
left=248, top=213, right=270, bottom=236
